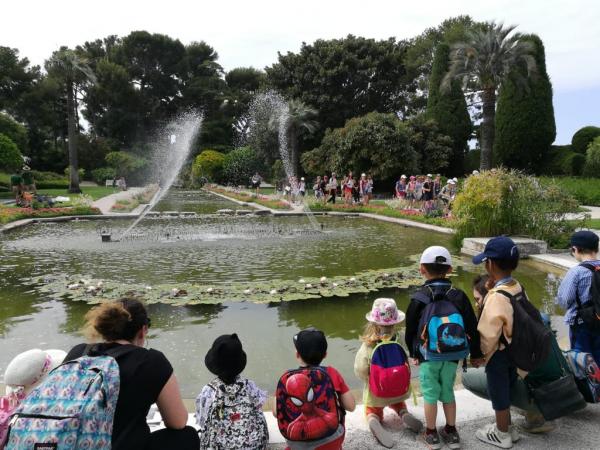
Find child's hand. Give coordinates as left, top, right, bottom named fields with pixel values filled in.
left=410, top=358, right=420, bottom=366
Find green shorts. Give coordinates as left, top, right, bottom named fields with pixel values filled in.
left=419, top=361, right=458, bottom=404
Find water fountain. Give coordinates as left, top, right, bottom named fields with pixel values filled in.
left=111, top=111, right=203, bottom=241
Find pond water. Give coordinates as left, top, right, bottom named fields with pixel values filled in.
left=0, top=190, right=565, bottom=397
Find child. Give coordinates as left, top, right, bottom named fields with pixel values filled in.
left=276, top=328, right=355, bottom=450
left=405, top=246, right=483, bottom=450
left=196, top=334, right=269, bottom=450
left=471, top=236, right=523, bottom=448
left=355, top=298, right=423, bottom=448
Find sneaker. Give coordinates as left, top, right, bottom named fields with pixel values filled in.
left=518, top=417, right=555, bottom=434
left=509, top=425, right=520, bottom=443
left=400, top=411, right=423, bottom=433
left=419, top=430, right=442, bottom=450
left=475, top=423, right=513, bottom=449
left=368, top=417, right=394, bottom=448
left=439, top=427, right=461, bottom=449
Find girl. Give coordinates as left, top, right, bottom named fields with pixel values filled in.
left=354, top=298, right=422, bottom=448
left=64, top=298, right=199, bottom=450
left=406, top=176, right=417, bottom=209
left=196, top=334, right=268, bottom=450
left=343, top=172, right=354, bottom=205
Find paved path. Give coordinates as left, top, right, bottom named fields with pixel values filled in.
left=91, top=187, right=145, bottom=214
left=565, top=205, right=600, bottom=221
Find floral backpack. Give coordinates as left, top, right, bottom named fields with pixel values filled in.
left=4, top=346, right=132, bottom=450
left=200, top=378, right=268, bottom=450
left=0, top=390, right=26, bottom=449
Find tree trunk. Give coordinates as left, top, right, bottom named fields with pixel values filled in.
left=480, top=87, right=496, bottom=170
left=67, top=80, right=81, bottom=193
left=288, top=127, right=299, bottom=178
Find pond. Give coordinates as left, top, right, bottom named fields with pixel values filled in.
left=0, top=190, right=565, bottom=397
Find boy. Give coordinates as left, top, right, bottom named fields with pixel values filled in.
left=277, top=328, right=355, bottom=450
left=556, top=230, right=600, bottom=365
left=472, top=236, right=522, bottom=448
left=405, top=246, right=483, bottom=449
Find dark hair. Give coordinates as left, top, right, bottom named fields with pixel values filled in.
left=575, top=244, right=599, bottom=254
left=473, top=274, right=489, bottom=298
left=85, top=297, right=149, bottom=342
left=422, top=263, right=451, bottom=277
left=490, top=257, right=519, bottom=271
left=298, top=348, right=326, bottom=366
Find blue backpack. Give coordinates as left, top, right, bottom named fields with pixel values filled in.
left=5, top=345, right=132, bottom=450
left=415, top=286, right=470, bottom=361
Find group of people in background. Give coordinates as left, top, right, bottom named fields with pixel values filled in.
left=1, top=230, right=598, bottom=450
left=312, top=171, right=374, bottom=206
left=8, top=166, right=35, bottom=206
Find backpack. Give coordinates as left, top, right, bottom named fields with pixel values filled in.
left=575, top=263, right=600, bottom=330
left=369, top=337, right=410, bottom=398
left=0, top=391, right=25, bottom=449
left=200, top=378, right=268, bottom=450
left=5, top=345, right=132, bottom=450
left=275, top=367, right=343, bottom=443
left=564, top=350, right=600, bottom=403
left=415, top=286, right=470, bottom=362
left=495, top=289, right=552, bottom=372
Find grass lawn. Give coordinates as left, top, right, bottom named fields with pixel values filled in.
left=584, top=218, right=600, bottom=229
left=0, top=186, right=117, bottom=201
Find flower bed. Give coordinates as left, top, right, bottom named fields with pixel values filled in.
left=205, top=185, right=291, bottom=210
left=0, top=205, right=101, bottom=224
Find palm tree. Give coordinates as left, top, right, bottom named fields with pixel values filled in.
left=442, top=23, right=536, bottom=170
left=282, top=99, right=318, bottom=177
left=46, top=48, right=96, bottom=193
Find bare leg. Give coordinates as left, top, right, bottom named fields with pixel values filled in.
left=442, top=402, right=456, bottom=427
left=496, top=409, right=511, bottom=433
left=424, top=402, right=437, bottom=431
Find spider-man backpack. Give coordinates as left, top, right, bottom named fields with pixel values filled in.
left=275, top=367, right=343, bottom=442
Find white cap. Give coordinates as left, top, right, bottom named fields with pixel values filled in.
left=300, top=177, right=305, bottom=181
left=452, top=177, right=458, bottom=182
left=448, top=179, right=456, bottom=185
left=420, top=246, right=452, bottom=266
left=427, top=174, right=432, bottom=177
left=472, top=170, right=480, bottom=175
left=401, top=174, right=407, bottom=179
left=361, top=173, right=366, bottom=177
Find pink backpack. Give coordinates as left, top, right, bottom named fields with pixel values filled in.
left=369, top=337, right=411, bottom=398
left=0, top=390, right=25, bottom=448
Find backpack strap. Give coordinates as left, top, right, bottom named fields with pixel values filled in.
left=575, top=263, right=600, bottom=309
left=493, top=289, right=517, bottom=349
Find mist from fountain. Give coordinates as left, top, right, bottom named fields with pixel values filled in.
left=245, top=91, right=320, bottom=230
left=119, top=111, right=203, bottom=240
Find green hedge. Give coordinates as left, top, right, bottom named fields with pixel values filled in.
left=541, top=177, right=600, bottom=206
left=572, top=126, right=600, bottom=154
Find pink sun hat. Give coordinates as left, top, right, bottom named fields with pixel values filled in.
left=365, top=298, right=406, bottom=325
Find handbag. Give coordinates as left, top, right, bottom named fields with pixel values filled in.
left=527, top=341, right=587, bottom=420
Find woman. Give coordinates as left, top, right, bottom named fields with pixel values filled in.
left=64, top=298, right=199, bottom=450
left=314, top=176, right=323, bottom=200
left=343, top=172, right=354, bottom=205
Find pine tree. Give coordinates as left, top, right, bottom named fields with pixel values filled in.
left=494, top=34, right=556, bottom=172
left=426, top=43, right=471, bottom=176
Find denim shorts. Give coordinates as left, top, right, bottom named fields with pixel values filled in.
left=485, top=349, right=517, bottom=411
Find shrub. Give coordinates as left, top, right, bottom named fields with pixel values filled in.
left=0, top=113, right=28, bottom=152
left=105, top=151, right=148, bottom=184
left=91, top=167, right=117, bottom=185
left=453, top=168, right=580, bottom=247
left=572, top=126, right=600, bottom=154
left=0, top=134, right=23, bottom=172
left=222, top=147, right=262, bottom=186
left=571, top=153, right=586, bottom=176
left=192, top=150, right=225, bottom=182
left=64, top=167, right=86, bottom=180
left=584, top=137, right=600, bottom=178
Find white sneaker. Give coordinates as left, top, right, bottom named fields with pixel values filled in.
left=509, top=425, right=520, bottom=443
left=475, top=423, right=513, bottom=449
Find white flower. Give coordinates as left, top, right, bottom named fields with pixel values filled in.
left=206, top=288, right=213, bottom=293
left=332, top=282, right=339, bottom=288
left=96, top=281, right=104, bottom=288
left=320, top=276, right=327, bottom=283
left=299, top=279, right=306, bottom=283
left=145, top=286, right=152, bottom=290
left=171, top=288, right=179, bottom=296
left=244, top=289, right=251, bottom=294
left=305, top=283, right=313, bottom=289
left=350, top=277, right=356, bottom=282
left=86, top=286, right=96, bottom=293
left=383, top=273, right=389, bottom=278
left=67, top=283, right=81, bottom=290
left=270, top=289, right=278, bottom=295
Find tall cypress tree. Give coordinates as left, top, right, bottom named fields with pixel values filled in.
left=426, top=43, right=471, bottom=176
left=494, top=34, right=556, bottom=172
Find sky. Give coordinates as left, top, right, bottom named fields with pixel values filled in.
left=2, top=0, right=599, bottom=144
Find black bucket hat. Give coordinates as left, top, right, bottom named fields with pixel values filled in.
left=205, top=333, right=247, bottom=383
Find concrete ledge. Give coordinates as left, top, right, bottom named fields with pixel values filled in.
left=462, top=237, right=548, bottom=257
left=529, top=253, right=578, bottom=271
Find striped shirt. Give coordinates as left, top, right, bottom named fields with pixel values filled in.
left=556, top=260, right=600, bottom=325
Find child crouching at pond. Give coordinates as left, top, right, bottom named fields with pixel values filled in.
left=195, top=333, right=269, bottom=449
left=354, top=298, right=423, bottom=448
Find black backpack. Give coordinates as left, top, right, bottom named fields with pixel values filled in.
left=575, top=263, right=600, bottom=331
left=496, top=289, right=553, bottom=372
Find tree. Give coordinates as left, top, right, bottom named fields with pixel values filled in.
left=584, top=137, right=600, bottom=177
left=192, top=150, right=225, bottom=182
left=0, top=47, right=38, bottom=113
left=494, top=34, right=555, bottom=172
left=46, top=48, right=96, bottom=193
left=301, top=112, right=417, bottom=182
left=225, top=67, right=266, bottom=136
left=0, top=134, right=23, bottom=172
left=266, top=35, right=412, bottom=134
left=426, top=43, right=471, bottom=175
left=279, top=99, right=318, bottom=177
left=407, top=115, right=453, bottom=173
left=222, top=147, right=262, bottom=186
left=0, top=113, right=28, bottom=153
left=443, top=23, right=537, bottom=170
left=572, top=126, right=600, bottom=154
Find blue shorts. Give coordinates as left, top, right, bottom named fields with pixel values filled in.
left=485, top=349, right=517, bottom=411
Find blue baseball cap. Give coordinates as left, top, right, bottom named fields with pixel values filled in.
left=472, top=236, right=520, bottom=264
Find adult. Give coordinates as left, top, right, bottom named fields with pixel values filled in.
left=251, top=172, right=262, bottom=195
left=21, top=165, right=36, bottom=194
left=314, top=176, right=323, bottom=199
left=422, top=174, right=433, bottom=211
left=327, top=172, right=338, bottom=204
left=406, top=176, right=417, bottom=208
left=343, top=172, right=354, bottom=205
left=320, top=176, right=328, bottom=203
left=433, top=175, right=442, bottom=200
left=9, top=171, right=23, bottom=204
left=366, top=175, right=374, bottom=205
left=359, top=173, right=368, bottom=205
left=395, top=175, right=407, bottom=199
left=556, top=230, right=600, bottom=364
left=299, top=177, right=306, bottom=197
left=64, top=298, right=199, bottom=450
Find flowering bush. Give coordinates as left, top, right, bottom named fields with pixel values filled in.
left=0, top=205, right=100, bottom=224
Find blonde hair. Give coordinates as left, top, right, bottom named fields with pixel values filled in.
left=361, top=322, right=399, bottom=347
